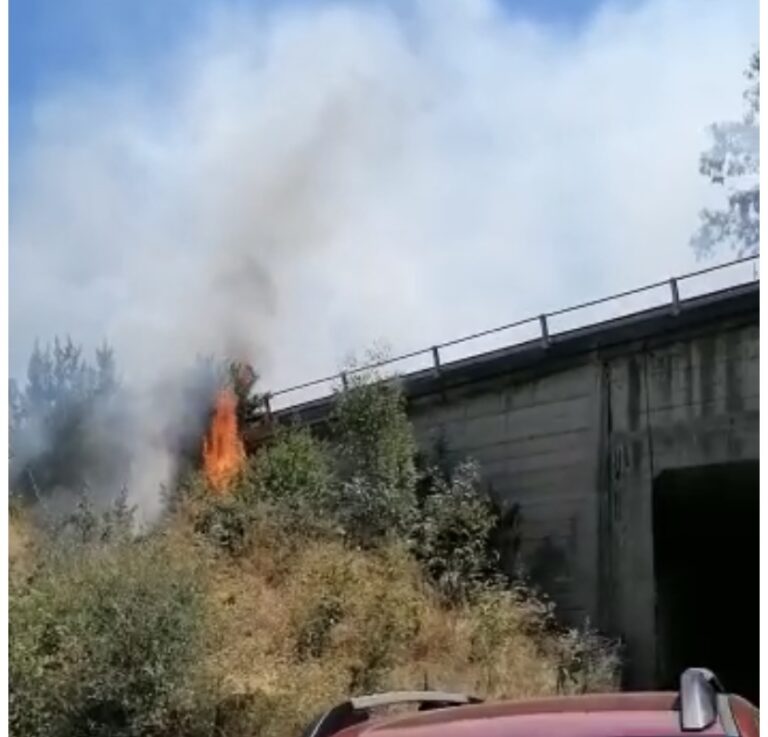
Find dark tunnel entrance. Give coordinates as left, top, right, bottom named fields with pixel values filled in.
left=653, top=461, right=759, bottom=704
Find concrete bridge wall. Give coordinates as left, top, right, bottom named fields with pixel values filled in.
left=278, top=282, right=759, bottom=688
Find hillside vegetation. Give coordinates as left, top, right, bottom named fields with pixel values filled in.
left=10, top=369, right=620, bottom=737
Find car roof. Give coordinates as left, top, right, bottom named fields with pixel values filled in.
left=334, top=693, right=728, bottom=737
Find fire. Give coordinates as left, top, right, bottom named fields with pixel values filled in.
left=202, top=388, right=245, bottom=493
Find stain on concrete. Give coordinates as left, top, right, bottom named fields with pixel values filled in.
left=698, top=336, right=717, bottom=416
left=631, top=439, right=645, bottom=473
left=612, top=442, right=626, bottom=481
left=727, top=428, right=745, bottom=458
left=684, top=342, right=694, bottom=417
left=627, top=357, right=642, bottom=431
left=654, top=352, right=673, bottom=408
left=597, top=362, right=617, bottom=632
left=698, top=427, right=713, bottom=458
left=568, top=514, right=578, bottom=555
left=612, top=466, right=624, bottom=525
left=725, top=331, right=744, bottom=413
left=404, top=307, right=758, bottom=691
left=530, top=536, right=569, bottom=589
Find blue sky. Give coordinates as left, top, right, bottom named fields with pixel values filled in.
left=9, top=0, right=756, bottom=513
left=10, top=0, right=615, bottom=148
left=11, top=0, right=210, bottom=150
left=10, top=0, right=757, bottom=391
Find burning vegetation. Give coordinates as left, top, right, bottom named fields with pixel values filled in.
left=9, top=352, right=621, bottom=737
left=203, top=387, right=246, bottom=493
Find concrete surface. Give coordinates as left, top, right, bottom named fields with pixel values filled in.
left=276, top=282, right=759, bottom=688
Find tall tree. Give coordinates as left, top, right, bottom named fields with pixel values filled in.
left=9, top=338, right=129, bottom=503
left=692, top=51, right=759, bottom=257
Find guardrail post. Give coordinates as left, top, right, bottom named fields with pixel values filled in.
left=539, top=314, right=550, bottom=348
left=669, top=278, right=681, bottom=316
left=263, top=392, right=273, bottom=421
left=431, top=346, right=441, bottom=376
left=267, top=259, right=757, bottom=403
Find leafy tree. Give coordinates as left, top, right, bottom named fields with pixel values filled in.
left=9, top=338, right=130, bottom=503
left=692, top=51, right=759, bottom=257
left=229, top=360, right=265, bottom=430
left=329, top=372, right=419, bottom=544
left=9, top=535, right=210, bottom=737
left=331, top=374, right=417, bottom=498
left=413, top=461, right=504, bottom=603
left=245, top=427, right=335, bottom=529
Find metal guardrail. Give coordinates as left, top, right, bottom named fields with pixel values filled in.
left=266, top=254, right=759, bottom=413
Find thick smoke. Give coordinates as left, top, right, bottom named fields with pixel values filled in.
left=9, top=0, right=756, bottom=520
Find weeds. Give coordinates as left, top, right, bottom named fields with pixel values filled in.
left=10, top=365, right=621, bottom=737
left=10, top=533, right=211, bottom=737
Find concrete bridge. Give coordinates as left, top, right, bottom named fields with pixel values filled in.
left=272, top=270, right=759, bottom=698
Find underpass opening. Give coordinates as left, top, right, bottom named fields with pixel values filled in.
left=653, top=461, right=758, bottom=704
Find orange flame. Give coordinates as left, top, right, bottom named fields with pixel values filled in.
left=203, top=388, right=245, bottom=493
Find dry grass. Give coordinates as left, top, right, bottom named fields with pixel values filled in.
left=9, top=505, right=620, bottom=737
left=185, top=509, right=618, bottom=736
left=9, top=505, right=40, bottom=580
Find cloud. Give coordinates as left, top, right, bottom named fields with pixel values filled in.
left=9, top=0, right=757, bottom=511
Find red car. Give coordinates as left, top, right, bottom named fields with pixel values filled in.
left=300, top=668, right=758, bottom=737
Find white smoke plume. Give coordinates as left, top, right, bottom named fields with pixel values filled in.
left=9, top=0, right=757, bottom=519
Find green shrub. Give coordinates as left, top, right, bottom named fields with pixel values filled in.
left=189, top=427, right=341, bottom=556
left=243, top=427, right=336, bottom=534
left=328, top=476, right=411, bottom=547
left=234, top=372, right=423, bottom=547
left=414, top=461, right=503, bottom=602
left=329, top=375, right=418, bottom=543
left=46, top=489, right=136, bottom=547
left=194, top=495, right=256, bottom=557
left=9, top=536, right=211, bottom=737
